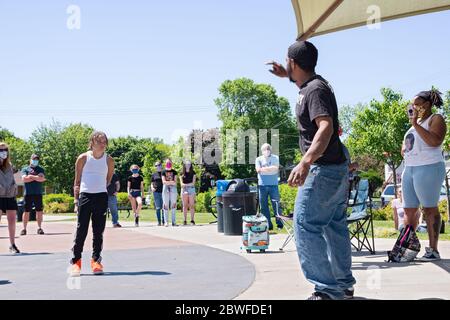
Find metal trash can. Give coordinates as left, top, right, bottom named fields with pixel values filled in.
left=223, top=179, right=257, bottom=236
left=216, top=180, right=231, bottom=233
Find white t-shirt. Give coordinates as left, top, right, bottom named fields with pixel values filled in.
left=391, top=198, right=405, bottom=227
left=403, top=114, right=444, bottom=166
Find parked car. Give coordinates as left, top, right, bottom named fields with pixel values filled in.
left=381, top=184, right=448, bottom=207
left=381, top=184, right=396, bottom=207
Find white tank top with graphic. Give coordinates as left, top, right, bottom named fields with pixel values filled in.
left=80, top=151, right=108, bottom=193
left=403, top=114, right=444, bottom=167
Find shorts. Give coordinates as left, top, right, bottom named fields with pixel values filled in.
left=0, top=197, right=18, bottom=213
left=24, top=194, right=44, bottom=212
left=402, top=161, right=446, bottom=208
left=182, top=186, right=196, bottom=195
left=130, top=190, right=142, bottom=198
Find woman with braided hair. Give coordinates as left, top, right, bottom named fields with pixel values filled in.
left=401, top=88, right=447, bottom=261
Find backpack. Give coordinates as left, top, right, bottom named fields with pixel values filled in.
left=387, top=224, right=421, bottom=262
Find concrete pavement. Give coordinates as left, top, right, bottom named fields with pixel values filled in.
left=1, top=219, right=450, bottom=300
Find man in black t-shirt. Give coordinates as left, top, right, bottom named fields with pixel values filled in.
left=151, top=161, right=164, bottom=226
left=21, top=154, right=46, bottom=236
left=267, top=41, right=355, bottom=300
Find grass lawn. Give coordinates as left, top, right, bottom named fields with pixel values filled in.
left=43, top=210, right=450, bottom=241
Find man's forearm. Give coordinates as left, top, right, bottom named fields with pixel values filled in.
left=302, top=126, right=332, bottom=165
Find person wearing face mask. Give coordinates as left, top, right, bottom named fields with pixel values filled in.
left=0, top=142, right=20, bottom=254
left=162, top=159, right=178, bottom=227
left=20, top=154, right=46, bottom=235
left=267, top=41, right=355, bottom=300
left=180, top=160, right=196, bottom=226
left=401, top=89, right=447, bottom=261
left=127, top=164, right=144, bottom=227
left=151, top=161, right=165, bottom=226
left=255, top=143, right=283, bottom=231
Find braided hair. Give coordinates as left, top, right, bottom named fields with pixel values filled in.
left=416, top=88, right=444, bottom=108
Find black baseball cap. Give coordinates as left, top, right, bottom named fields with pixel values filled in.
left=288, top=41, right=318, bottom=70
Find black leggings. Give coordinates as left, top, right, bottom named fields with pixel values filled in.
left=71, top=192, right=108, bottom=264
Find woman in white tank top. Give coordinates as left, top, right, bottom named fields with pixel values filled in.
left=70, top=131, right=115, bottom=277
left=401, top=89, right=446, bottom=261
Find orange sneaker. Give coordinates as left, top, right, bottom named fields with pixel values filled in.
left=70, top=259, right=82, bottom=277
left=91, top=259, right=104, bottom=275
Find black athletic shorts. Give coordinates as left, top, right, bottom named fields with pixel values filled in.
left=0, top=197, right=18, bottom=213
left=24, top=194, right=44, bottom=212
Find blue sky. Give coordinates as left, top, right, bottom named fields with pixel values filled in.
left=1, top=1, right=449, bottom=143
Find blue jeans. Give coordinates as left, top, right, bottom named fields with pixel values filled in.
left=108, top=195, right=119, bottom=225
left=153, top=192, right=164, bottom=224
left=293, top=163, right=355, bottom=300
left=258, top=185, right=283, bottom=230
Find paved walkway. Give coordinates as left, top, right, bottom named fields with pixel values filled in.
left=1, top=219, right=450, bottom=300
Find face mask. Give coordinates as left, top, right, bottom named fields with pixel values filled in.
left=132, top=169, right=139, bottom=174
left=31, top=160, right=39, bottom=167
left=263, top=150, right=271, bottom=157
left=0, top=151, right=7, bottom=160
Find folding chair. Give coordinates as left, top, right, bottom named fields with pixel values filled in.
left=271, top=199, right=295, bottom=251
left=347, top=179, right=375, bottom=254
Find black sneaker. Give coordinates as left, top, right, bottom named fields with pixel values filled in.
left=183, top=221, right=187, bottom=226
left=418, top=247, right=441, bottom=262
left=135, top=216, right=139, bottom=227
left=9, top=244, right=20, bottom=254
left=191, top=220, right=195, bottom=226
left=20, top=229, right=26, bottom=236
left=172, top=223, right=178, bottom=227
left=113, top=223, right=122, bottom=228
left=37, top=228, right=45, bottom=235
left=344, top=287, right=354, bottom=299
left=307, top=292, right=332, bottom=300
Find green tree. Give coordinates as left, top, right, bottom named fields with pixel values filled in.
left=214, top=78, right=298, bottom=179
left=0, top=127, right=15, bottom=141
left=346, top=88, right=410, bottom=192
left=338, top=103, right=365, bottom=138
left=30, top=122, right=94, bottom=193
left=5, top=136, right=34, bottom=171
left=108, top=136, right=170, bottom=191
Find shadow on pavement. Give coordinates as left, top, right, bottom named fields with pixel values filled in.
left=0, top=252, right=53, bottom=257
left=351, top=260, right=423, bottom=270
left=82, top=271, right=171, bottom=277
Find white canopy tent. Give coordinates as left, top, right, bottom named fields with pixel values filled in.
left=292, top=0, right=450, bottom=40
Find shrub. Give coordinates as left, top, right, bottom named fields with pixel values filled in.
left=438, top=200, right=449, bottom=222
left=45, top=202, right=71, bottom=214
left=279, top=184, right=298, bottom=215
left=43, top=194, right=74, bottom=213
left=117, top=192, right=130, bottom=206
left=195, top=191, right=214, bottom=213
left=372, top=203, right=393, bottom=221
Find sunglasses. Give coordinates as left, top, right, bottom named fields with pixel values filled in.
left=0, top=149, right=8, bottom=152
